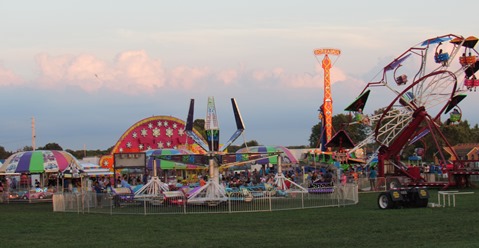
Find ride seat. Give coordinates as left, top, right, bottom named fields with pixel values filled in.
left=460, top=55, right=477, bottom=66
left=396, top=75, right=408, bottom=85
left=464, top=78, right=479, bottom=89
left=449, top=113, right=461, bottom=123
left=435, top=53, right=449, bottom=63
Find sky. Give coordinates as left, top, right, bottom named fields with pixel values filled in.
left=0, top=0, right=478, bottom=152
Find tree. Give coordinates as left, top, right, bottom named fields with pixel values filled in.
left=228, top=140, right=260, bottom=153
left=66, top=149, right=82, bottom=159
left=308, top=113, right=370, bottom=148
left=308, top=123, right=322, bottom=148
left=193, top=119, right=207, bottom=140
left=38, top=143, right=63, bottom=151
left=0, top=146, right=12, bottom=159
left=21, top=146, right=33, bottom=152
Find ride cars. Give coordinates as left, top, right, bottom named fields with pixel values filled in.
left=22, top=189, right=54, bottom=200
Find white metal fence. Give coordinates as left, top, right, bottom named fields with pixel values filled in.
left=52, top=184, right=358, bottom=215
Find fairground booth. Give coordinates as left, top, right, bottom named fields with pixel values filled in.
left=99, top=115, right=208, bottom=185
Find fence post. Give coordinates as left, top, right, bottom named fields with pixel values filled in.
left=301, top=192, right=304, bottom=209
left=76, top=193, right=80, bottom=214
left=269, top=193, right=272, bottom=212
left=86, top=192, right=89, bottom=214
left=228, top=197, right=231, bottom=213
left=183, top=195, right=187, bottom=214
left=355, top=184, right=359, bottom=203
left=334, top=186, right=342, bottom=207
left=144, top=198, right=147, bottom=215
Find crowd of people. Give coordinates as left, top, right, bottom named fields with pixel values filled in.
left=78, top=165, right=371, bottom=195
left=0, top=161, right=453, bottom=201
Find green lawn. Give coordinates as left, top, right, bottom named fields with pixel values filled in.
left=1, top=189, right=478, bottom=248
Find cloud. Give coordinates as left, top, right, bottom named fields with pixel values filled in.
left=113, top=50, right=166, bottom=91
left=35, top=51, right=167, bottom=95
left=168, top=65, right=211, bottom=90
left=216, top=68, right=239, bottom=85
left=26, top=50, right=357, bottom=96
left=250, top=64, right=347, bottom=89
left=0, top=64, right=24, bottom=87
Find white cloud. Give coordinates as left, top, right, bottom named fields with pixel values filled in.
left=35, top=53, right=72, bottom=87
left=0, top=65, right=23, bottom=86
left=216, top=68, right=239, bottom=85
left=168, top=66, right=211, bottom=90
left=66, top=54, right=107, bottom=92
left=249, top=64, right=347, bottom=89
left=34, top=51, right=166, bottom=95
left=110, top=50, right=166, bottom=94
left=0, top=50, right=357, bottom=97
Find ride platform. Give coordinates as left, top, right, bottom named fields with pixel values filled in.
left=406, top=181, right=448, bottom=188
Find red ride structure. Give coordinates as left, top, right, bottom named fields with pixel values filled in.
left=346, top=34, right=479, bottom=190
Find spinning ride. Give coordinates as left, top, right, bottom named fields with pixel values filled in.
left=236, top=146, right=306, bottom=192
left=153, top=97, right=306, bottom=205
left=152, top=97, right=266, bottom=205
left=346, top=34, right=479, bottom=188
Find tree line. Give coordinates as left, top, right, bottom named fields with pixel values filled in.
left=308, top=113, right=479, bottom=162
left=1, top=115, right=477, bottom=162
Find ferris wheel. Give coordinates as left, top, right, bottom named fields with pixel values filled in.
left=345, top=34, right=478, bottom=179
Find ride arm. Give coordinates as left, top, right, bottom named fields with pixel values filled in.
left=185, top=99, right=210, bottom=152
left=219, top=98, right=245, bottom=152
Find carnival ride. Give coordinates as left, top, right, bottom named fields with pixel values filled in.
left=235, top=145, right=307, bottom=192
left=343, top=34, right=479, bottom=190
left=314, top=48, right=341, bottom=150
left=132, top=148, right=202, bottom=204
left=98, top=115, right=205, bottom=170
left=133, top=159, right=170, bottom=204
left=149, top=97, right=307, bottom=206
left=305, top=48, right=357, bottom=176
left=180, top=97, right=245, bottom=205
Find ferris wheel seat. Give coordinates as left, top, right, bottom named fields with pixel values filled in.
left=396, top=74, right=408, bottom=85
left=449, top=113, right=461, bottom=122
left=459, top=55, right=477, bottom=66
left=354, top=113, right=363, bottom=122
left=399, top=91, right=415, bottom=106
left=434, top=53, right=449, bottom=63
left=464, top=78, right=479, bottom=88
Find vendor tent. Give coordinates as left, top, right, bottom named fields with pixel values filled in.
left=61, top=162, right=113, bottom=178
left=236, top=146, right=299, bottom=165
left=0, top=150, right=80, bottom=174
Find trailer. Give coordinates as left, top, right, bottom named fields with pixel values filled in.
left=378, top=187, right=429, bottom=209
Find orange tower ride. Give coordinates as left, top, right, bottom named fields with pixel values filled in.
left=313, top=48, right=341, bottom=147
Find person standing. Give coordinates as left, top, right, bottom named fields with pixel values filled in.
left=93, top=181, right=103, bottom=208
left=352, top=170, right=359, bottom=185
left=199, top=176, right=207, bottom=187
left=120, top=175, right=130, bottom=189
left=341, top=172, right=347, bottom=186
left=369, top=167, right=377, bottom=191
left=11, top=177, right=17, bottom=189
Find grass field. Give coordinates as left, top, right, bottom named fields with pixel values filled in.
left=1, top=189, right=478, bottom=248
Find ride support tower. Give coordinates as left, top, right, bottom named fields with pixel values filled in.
left=314, top=48, right=341, bottom=151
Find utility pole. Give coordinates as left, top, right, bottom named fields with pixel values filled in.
left=32, top=117, right=36, bottom=151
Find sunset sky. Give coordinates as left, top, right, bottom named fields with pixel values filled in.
left=1, top=0, right=478, bottom=152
